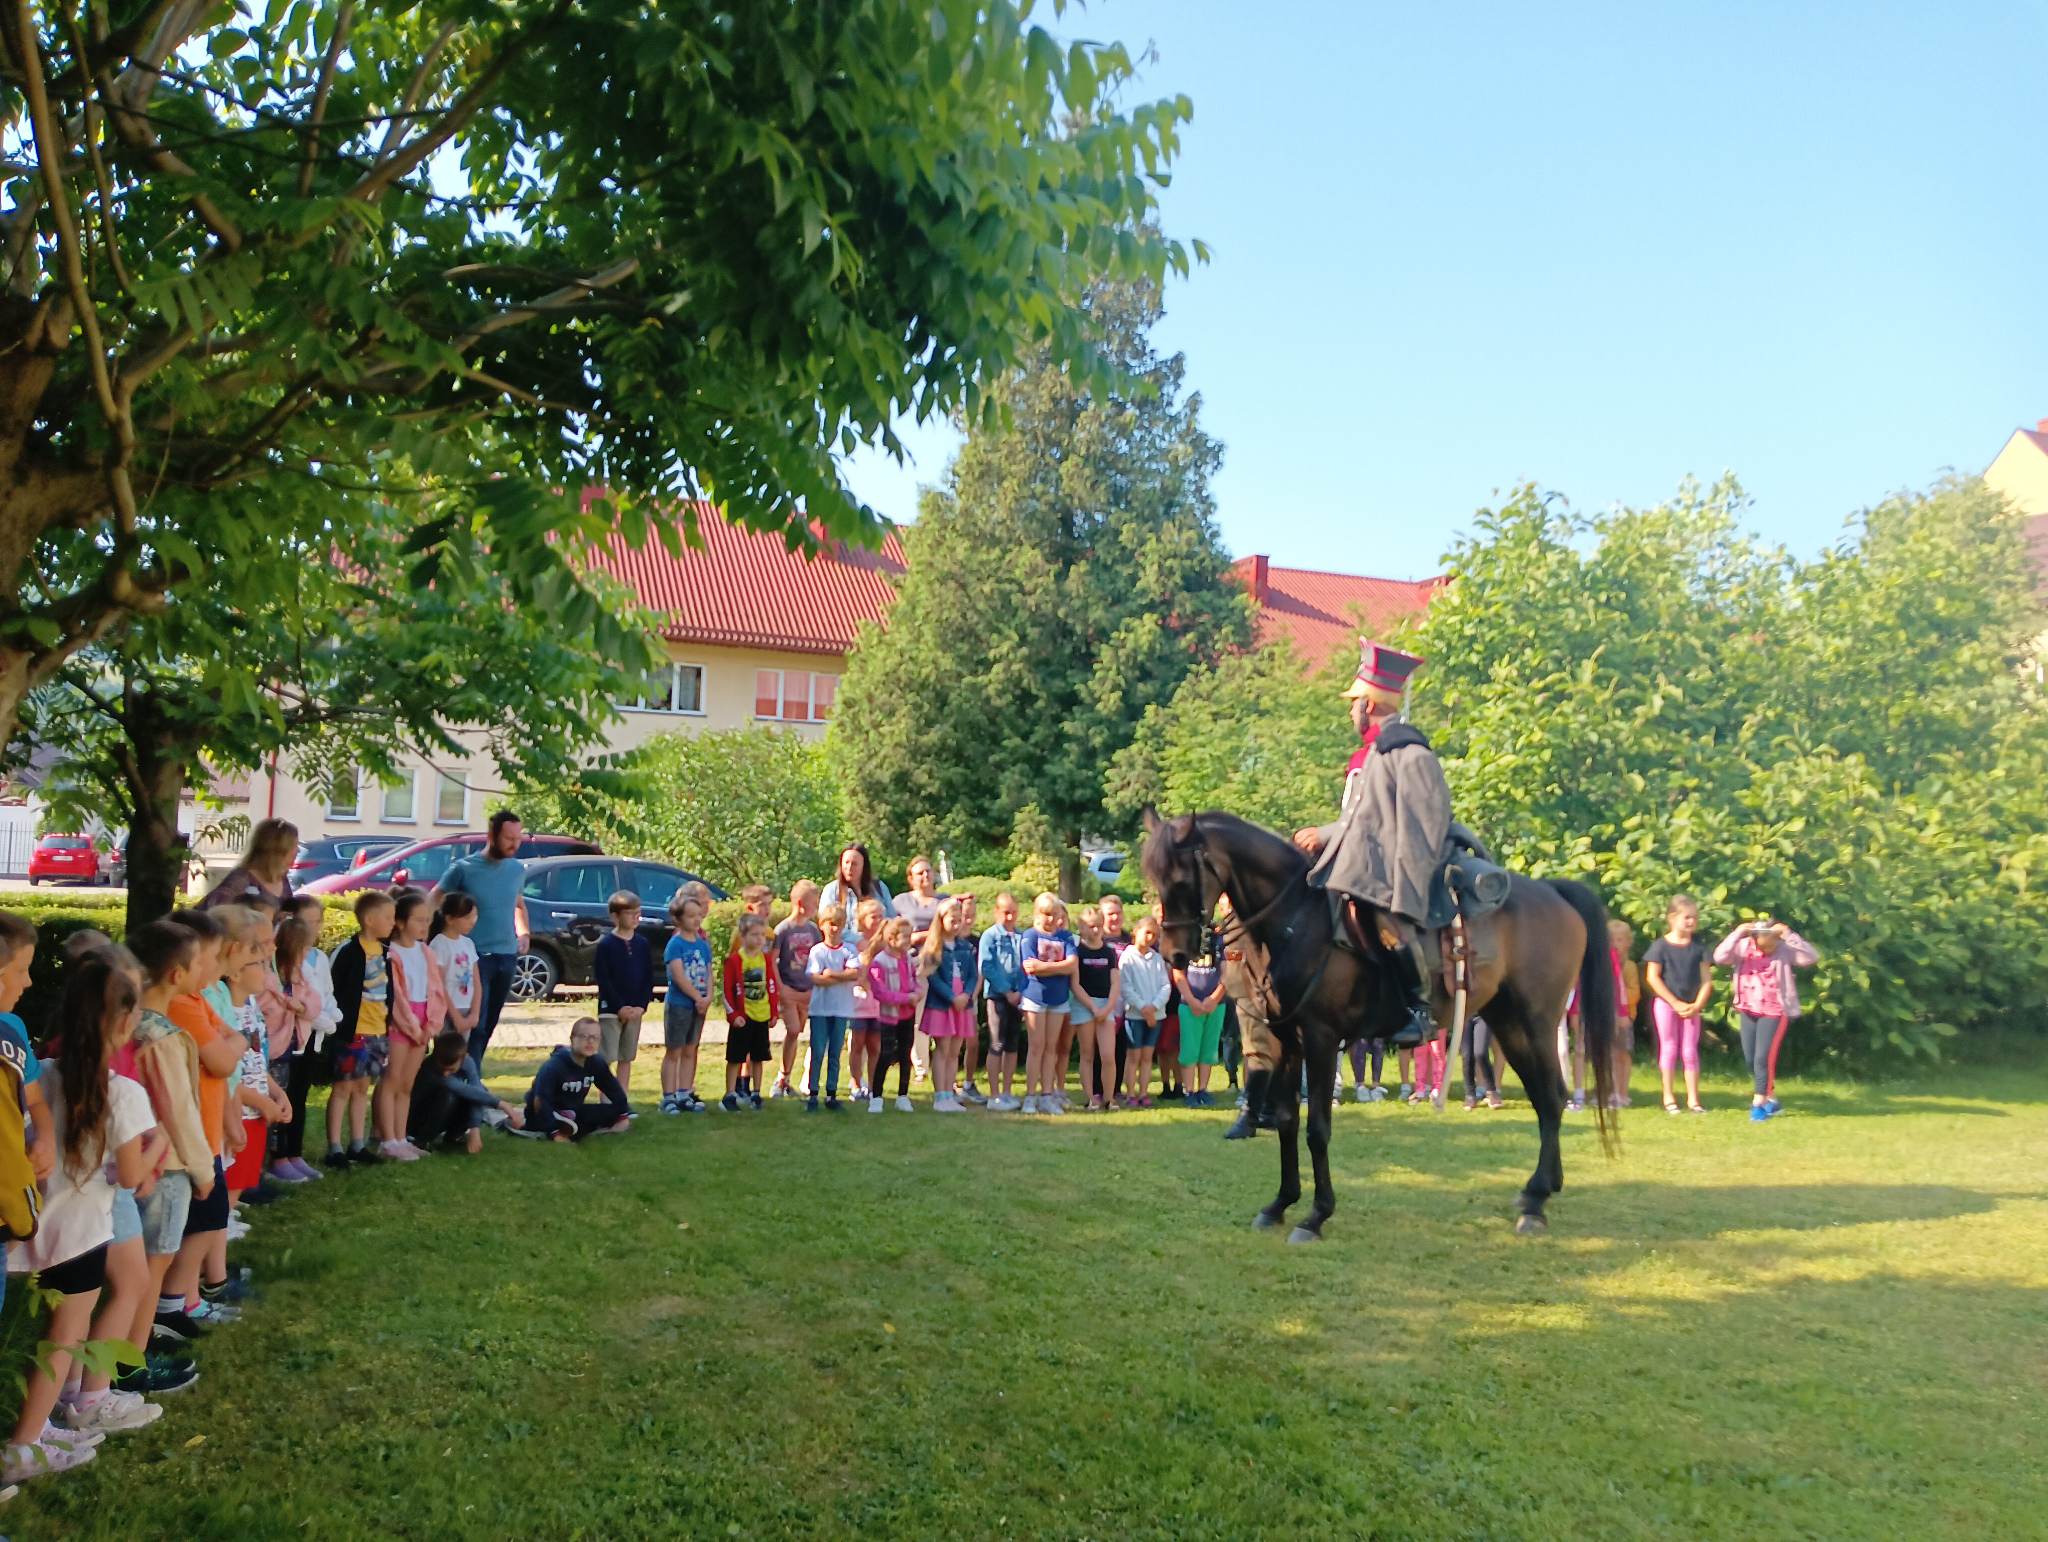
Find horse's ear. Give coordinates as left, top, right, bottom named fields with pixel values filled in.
left=1141, top=806, right=1163, bottom=836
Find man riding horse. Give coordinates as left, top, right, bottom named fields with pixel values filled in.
left=1290, top=638, right=1444, bottom=1050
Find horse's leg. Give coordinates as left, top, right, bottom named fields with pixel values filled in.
left=1289, top=1029, right=1341, bottom=1244
left=1256, top=1039, right=1303, bottom=1229
left=1491, top=1000, right=1566, bottom=1235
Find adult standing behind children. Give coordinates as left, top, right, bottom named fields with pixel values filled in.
left=818, top=844, right=893, bottom=935
left=439, top=810, right=531, bottom=1069
left=197, top=818, right=299, bottom=911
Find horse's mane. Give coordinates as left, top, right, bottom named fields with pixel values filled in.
left=1142, top=810, right=1310, bottom=892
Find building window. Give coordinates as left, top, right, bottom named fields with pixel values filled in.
left=434, top=771, right=468, bottom=825
left=381, top=769, right=417, bottom=823
left=755, top=670, right=838, bottom=723
left=619, top=663, right=705, bottom=715
left=327, top=768, right=362, bottom=821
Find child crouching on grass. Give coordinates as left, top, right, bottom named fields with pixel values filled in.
left=523, top=1017, right=630, bottom=1141
left=409, top=1030, right=525, bottom=1151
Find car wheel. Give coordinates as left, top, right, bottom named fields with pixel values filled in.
left=27, top=876, right=38, bottom=886
left=510, top=950, right=558, bottom=1003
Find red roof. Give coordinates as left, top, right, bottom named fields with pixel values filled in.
left=579, top=501, right=906, bottom=656
left=1230, top=556, right=1443, bottom=670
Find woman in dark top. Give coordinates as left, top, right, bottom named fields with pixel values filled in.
left=1642, top=893, right=1711, bottom=1115
left=198, top=818, right=298, bottom=910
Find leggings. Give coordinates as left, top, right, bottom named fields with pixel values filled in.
left=1462, top=1019, right=1497, bottom=1097
left=270, top=1052, right=317, bottom=1160
left=1346, top=1038, right=1386, bottom=1087
left=1739, top=1012, right=1790, bottom=1096
left=877, top=1020, right=912, bottom=1096
left=1413, top=1035, right=1446, bottom=1096
left=808, top=1016, right=848, bottom=1097
left=1652, top=999, right=1701, bottom=1072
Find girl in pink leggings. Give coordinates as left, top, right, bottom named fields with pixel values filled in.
left=1642, top=894, right=1712, bottom=1114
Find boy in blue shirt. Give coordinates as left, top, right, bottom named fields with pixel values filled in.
left=593, top=892, right=654, bottom=1103
left=524, top=1018, right=631, bottom=1141
left=978, top=893, right=1027, bottom=1112
left=1017, top=893, right=1076, bottom=1116
left=659, top=896, right=714, bottom=1114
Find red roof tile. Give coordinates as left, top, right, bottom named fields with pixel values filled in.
left=1230, top=556, right=1443, bottom=670
left=579, top=500, right=906, bottom=656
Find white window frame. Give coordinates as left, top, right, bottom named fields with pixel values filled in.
left=433, top=770, right=468, bottom=826
left=757, top=668, right=838, bottom=724
left=380, top=768, right=418, bottom=824
left=754, top=667, right=786, bottom=722
left=809, top=671, right=838, bottom=722
left=619, top=661, right=707, bottom=716
left=327, top=767, right=363, bottom=822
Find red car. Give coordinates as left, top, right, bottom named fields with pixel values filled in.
left=28, top=833, right=102, bottom=886
left=298, top=830, right=602, bottom=896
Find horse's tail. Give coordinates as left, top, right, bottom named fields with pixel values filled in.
left=1545, top=878, right=1619, bottom=1157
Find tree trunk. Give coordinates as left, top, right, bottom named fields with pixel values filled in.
left=1058, top=839, right=1082, bottom=904
left=123, top=696, right=191, bottom=931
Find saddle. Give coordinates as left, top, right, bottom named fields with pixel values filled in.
left=1333, top=822, right=1510, bottom=990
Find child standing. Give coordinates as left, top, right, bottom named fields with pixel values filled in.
left=1608, top=918, right=1640, bottom=1109
left=770, top=881, right=823, bottom=1099
left=327, top=891, right=396, bottom=1164
left=161, top=908, right=247, bottom=1332
left=918, top=899, right=978, bottom=1113
left=1173, top=933, right=1228, bottom=1109
left=1712, top=916, right=1818, bottom=1121
left=659, top=895, right=713, bottom=1114
left=866, top=917, right=919, bottom=1113
left=281, top=895, right=341, bottom=1174
left=1017, top=894, right=1076, bottom=1116
left=227, top=936, right=294, bottom=1198
left=262, top=914, right=322, bottom=1184
left=430, top=893, right=483, bottom=1052
left=593, top=892, right=653, bottom=1100
left=978, top=892, right=1026, bottom=1112
left=1116, top=918, right=1171, bottom=1109
left=1644, top=894, right=1711, bottom=1115
left=382, top=891, right=446, bottom=1161
left=847, top=897, right=888, bottom=1104
left=954, top=892, right=986, bottom=1103
left=720, top=913, right=779, bottom=1112
left=805, top=913, right=861, bottom=1111
left=1070, top=906, right=1120, bottom=1113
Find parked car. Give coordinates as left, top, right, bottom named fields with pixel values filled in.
left=511, top=856, right=725, bottom=1001
left=288, top=835, right=407, bottom=886
left=28, top=833, right=101, bottom=886
left=97, top=834, right=127, bottom=887
left=1086, top=849, right=1128, bottom=886
left=298, top=830, right=603, bottom=896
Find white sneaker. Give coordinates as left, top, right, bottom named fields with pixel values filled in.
left=1043, top=1098, right=1066, bottom=1116
left=38, top=1423, right=102, bottom=1454
left=935, top=1094, right=964, bottom=1112
left=3, top=1436, right=95, bottom=1483
left=770, top=1079, right=792, bottom=1099
left=1019, top=1095, right=1040, bottom=1114
left=895, top=1095, right=914, bottom=1113
left=1369, top=1085, right=1389, bottom=1102
left=225, top=1217, right=250, bottom=1241
left=986, top=1095, right=1016, bottom=1112
left=868, top=1096, right=885, bottom=1114
left=57, top=1390, right=162, bottom=1434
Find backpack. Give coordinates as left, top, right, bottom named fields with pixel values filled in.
left=0, top=1036, right=40, bottom=1241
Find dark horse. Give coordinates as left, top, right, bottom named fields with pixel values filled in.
left=1142, top=810, right=1616, bottom=1241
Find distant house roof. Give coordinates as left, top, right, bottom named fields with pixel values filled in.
left=578, top=499, right=906, bottom=656
left=1229, top=555, right=1443, bottom=670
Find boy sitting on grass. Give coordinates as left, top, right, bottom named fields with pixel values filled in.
left=522, top=1018, right=631, bottom=1142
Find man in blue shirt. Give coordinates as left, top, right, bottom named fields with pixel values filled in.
left=439, top=810, right=530, bottom=1069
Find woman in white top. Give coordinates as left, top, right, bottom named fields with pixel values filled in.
left=7, top=955, right=165, bottom=1479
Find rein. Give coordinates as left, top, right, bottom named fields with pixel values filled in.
left=1160, top=819, right=1337, bottom=1034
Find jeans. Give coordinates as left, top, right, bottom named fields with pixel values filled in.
left=1462, top=1019, right=1498, bottom=1098
left=469, top=952, right=519, bottom=1068
left=808, top=1016, right=848, bottom=1097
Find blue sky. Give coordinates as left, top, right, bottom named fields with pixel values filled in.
left=842, top=0, right=2048, bottom=579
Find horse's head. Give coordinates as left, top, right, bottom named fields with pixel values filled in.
left=1141, top=807, right=1219, bottom=970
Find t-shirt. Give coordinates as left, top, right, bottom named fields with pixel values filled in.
left=168, top=991, right=233, bottom=1156
left=1074, top=941, right=1118, bottom=1007
left=736, top=949, right=773, bottom=1023
left=438, top=854, right=526, bottom=956
left=893, top=892, right=944, bottom=944
left=391, top=941, right=431, bottom=1007
left=1019, top=928, right=1076, bottom=1010
left=1644, top=937, right=1708, bottom=1007
left=663, top=933, right=712, bottom=1006
left=806, top=941, right=861, bottom=1018
left=773, top=916, right=825, bottom=993
left=0, top=1010, right=41, bottom=1086
left=430, top=934, right=479, bottom=1014
left=9, top=1071, right=151, bottom=1274
left=358, top=939, right=390, bottom=1038
left=1183, top=951, right=1223, bottom=1010
left=236, top=996, right=272, bottom=1099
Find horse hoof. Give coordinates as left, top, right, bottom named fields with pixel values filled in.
left=1252, top=1211, right=1284, bottom=1231
left=1287, top=1226, right=1323, bottom=1245
left=1513, top=1213, right=1548, bottom=1236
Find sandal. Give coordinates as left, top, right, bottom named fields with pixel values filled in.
left=1664, top=1100, right=1681, bottom=1115
left=1486, top=1093, right=1503, bottom=1110
left=1688, top=1103, right=1706, bottom=1115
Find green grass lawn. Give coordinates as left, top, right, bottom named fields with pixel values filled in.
left=13, top=1058, right=2048, bottom=1540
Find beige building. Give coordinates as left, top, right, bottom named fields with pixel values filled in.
left=253, top=511, right=907, bottom=842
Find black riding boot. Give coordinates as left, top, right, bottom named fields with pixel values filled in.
left=1387, top=942, right=1434, bottom=1049
left=1224, top=1068, right=1270, bottom=1140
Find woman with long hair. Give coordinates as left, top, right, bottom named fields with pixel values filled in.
left=817, top=842, right=894, bottom=934
left=199, top=818, right=300, bottom=910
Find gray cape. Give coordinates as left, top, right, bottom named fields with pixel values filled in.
left=1307, top=723, right=1452, bottom=927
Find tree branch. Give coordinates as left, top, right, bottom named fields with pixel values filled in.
left=297, top=0, right=352, bottom=198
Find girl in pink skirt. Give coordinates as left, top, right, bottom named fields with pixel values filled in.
left=918, top=898, right=979, bottom=1113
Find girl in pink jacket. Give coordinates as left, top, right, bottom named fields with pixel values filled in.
left=866, top=917, right=920, bottom=1113
left=1712, top=917, right=1818, bottom=1121
left=381, top=891, right=450, bottom=1160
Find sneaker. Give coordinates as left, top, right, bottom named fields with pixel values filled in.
left=1749, top=1105, right=1770, bottom=1123
left=188, top=1299, right=240, bottom=1328
left=1761, top=1098, right=1782, bottom=1116
left=935, top=1094, right=964, bottom=1112
left=347, top=1145, right=382, bottom=1165
left=895, top=1095, right=914, bottom=1113
left=749, top=1093, right=764, bottom=1111
left=153, top=1306, right=211, bottom=1343
left=825, top=1095, right=842, bottom=1111
left=868, top=1096, right=885, bottom=1114
left=323, top=1148, right=353, bottom=1170
left=720, top=1093, right=741, bottom=1113
left=959, top=1084, right=987, bottom=1105
left=239, top=1183, right=284, bottom=1206
left=1019, top=1095, right=1040, bottom=1114
left=659, top=1094, right=680, bottom=1116
left=805, top=1094, right=819, bottom=1113
left=770, top=1077, right=791, bottom=1099
left=3, top=1435, right=96, bottom=1483
left=266, top=1162, right=310, bottom=1185
left=1566, top=1095, right=1586, bottom=1112
left=57, top=1389, right=163, bottom=1435
left=1398, top=1083, right=1412, bottom=1101
left=201, top=1274, right=257, bottom=1306
left=1043, top=1097, right=1065, bottom=1116
left=117, top=1357, right=199, bottom=1397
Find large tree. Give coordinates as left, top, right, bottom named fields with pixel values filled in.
left=832, top=277, right=1251, bottom=895
left=0, top=0, right=1198, bottom=753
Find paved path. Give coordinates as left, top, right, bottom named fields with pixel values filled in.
left=490, top=998, right=732, bottom=1050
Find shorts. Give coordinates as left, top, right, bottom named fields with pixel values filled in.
left=225, top=1117, right=268, bottom=1190
left=110, top=1186, right=142, bottom=1247
left=139, top=1171, right=193, bottom=1256
left=986, top=996, right=1026, bottom=1057
left=924, top=1004, right=974, bottom=1039
left=725, top=1016, right=772, bottom=1064
left=664, top=998, right=703, bottom=1050
left=1021, top=999, right=1071, bottom=1022
left=1123, top=1016, right=1161, bottom=1050
left=37, top=1243, right=109, bottom=1298
left=333, top=1032, right=389, bottom=1082
left=599, top=1011, right=644, bottom=1063
left=184, top=1156, right=230, bottom=1237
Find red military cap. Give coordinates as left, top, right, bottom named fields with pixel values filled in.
left=1341, top=637, right=1425, bottom=700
